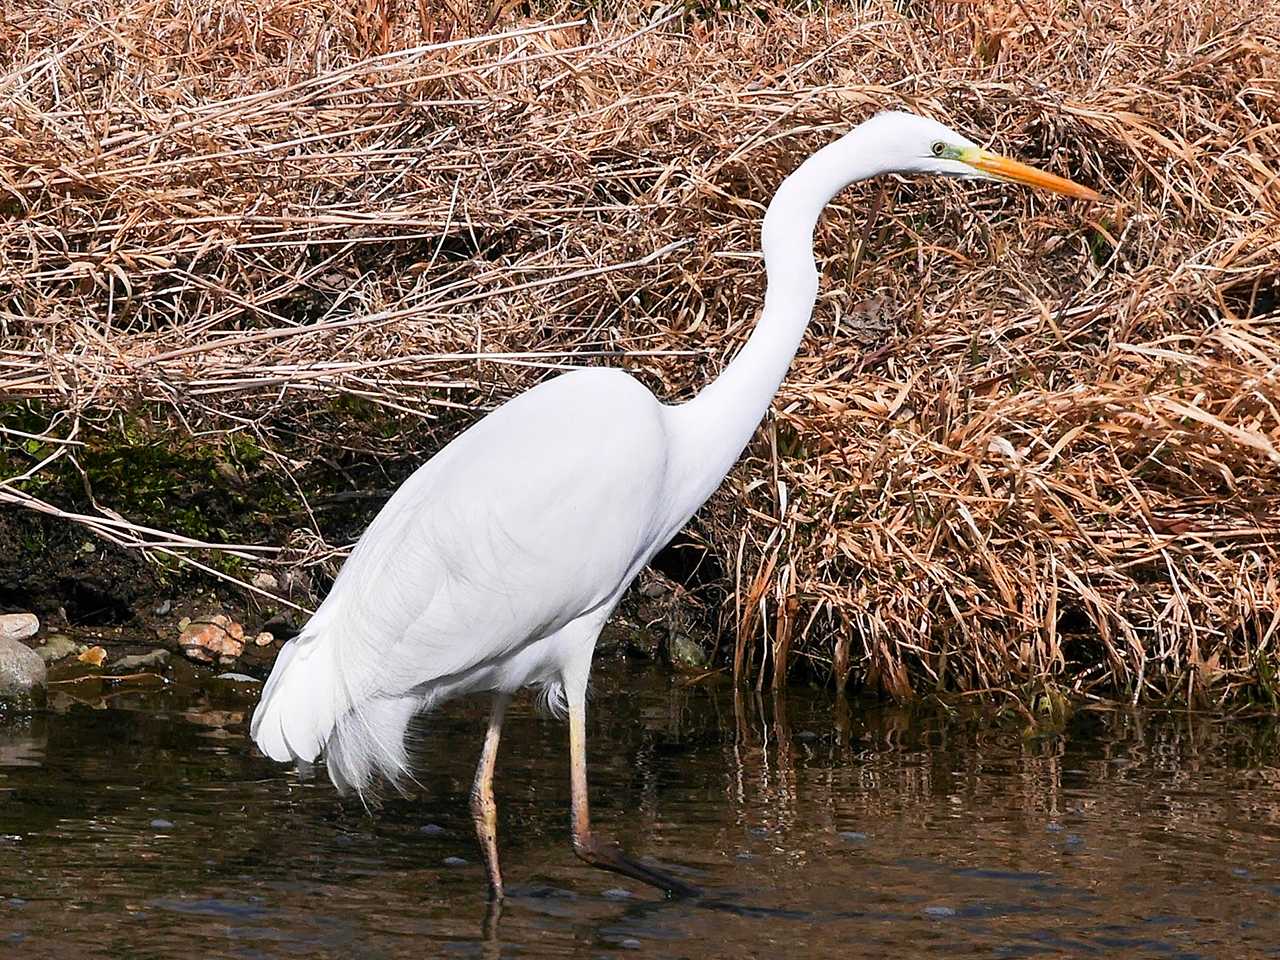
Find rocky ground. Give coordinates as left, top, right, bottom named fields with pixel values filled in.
left=0, top=559, right=715, bottom=711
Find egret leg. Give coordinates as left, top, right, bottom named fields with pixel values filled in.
left=567, top=685, right=701, bottom=898
left=471, top=692, right=511, bottom=900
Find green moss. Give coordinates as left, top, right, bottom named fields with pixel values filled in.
left=3, top=404, right=308, bottom=549
left=224, top=432, right=266, bottom=468
left=1251, top=650, right=1280, bottom=711
left=1088, top=217, right=1118, bottom=267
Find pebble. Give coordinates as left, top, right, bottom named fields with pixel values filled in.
left=33, top=634, right=81, bottom=664
left=251, top=572, right=279, bottom=591
left=619, top=939, right=642, bottom=950
left=602, top=888, right=632, bottom=900
left=838, top=831, right=868, bottom=842
left=924, top=905, right=956, bottom=918
left=420, top=824, right=447, bottom=836
left=78, top=646, right=107, bottom=667
left=0, top=613, right=38, bottom=643
left=154, top=599, right=172, bottom=616
left=150, top=819, right=174, bottom=830
left=442, top=856, right=468, bottom=867
left=0, top=637, right=46, bottom=704
left=253, top=631, right=274, bottom=647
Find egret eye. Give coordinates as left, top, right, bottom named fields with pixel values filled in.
left=931, top=140, right=947, bottom=157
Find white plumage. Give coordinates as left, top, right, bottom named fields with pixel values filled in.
left=250, top=111, right=1097, bottom=895
left=252, top=368, right=683, bottom=790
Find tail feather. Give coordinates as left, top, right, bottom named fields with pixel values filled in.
left=250, top=634, right=338, bottom=764
left=325, top=695, right=422, bottom=795
left=251, top=631, right=425, bottom=796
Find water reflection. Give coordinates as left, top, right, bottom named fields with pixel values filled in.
left=0, top=717, right=45, bottom=770
left=1, top=662, right=1277, bottom=958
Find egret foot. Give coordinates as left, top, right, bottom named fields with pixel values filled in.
left=566, top=677, right=701, bottom=900
left=481, top=894, right=503, bottom=943
left=572, top=833, right=701, bottom=899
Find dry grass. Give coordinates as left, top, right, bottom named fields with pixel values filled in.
left=2, top=0, right=1278, bottom=706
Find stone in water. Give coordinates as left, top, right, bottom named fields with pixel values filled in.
left=0, top=637, right=46, bottom=704
left=78, top=646, right=107, bottom=667
left=179, top=614, right=245, bottom=663
left=33, top=634, right=81, bottom=664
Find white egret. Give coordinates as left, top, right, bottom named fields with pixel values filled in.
left=251, top=110, right=1098, bottom=899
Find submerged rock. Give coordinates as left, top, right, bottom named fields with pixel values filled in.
left=596, top=616, right=664, bottom=659
left=0, top=613, right=38, bottom=643
left=111, top=649, right=171, bottom=672
left=0, top=637, right=47, bottom=708
left=614, top=570, right=714, bottom=666
left=33, top=634, right=81, bottom=664
left=626, top=626, right=662, bottom=659
left=666, top=632, right=708, bottom=669
left=597, top=619, right=642, bottom=655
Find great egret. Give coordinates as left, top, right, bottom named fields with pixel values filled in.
left=251, top=110, right=1098, bottom=899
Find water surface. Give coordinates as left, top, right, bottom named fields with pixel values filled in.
left=2, top=662, right=1278, bottom=958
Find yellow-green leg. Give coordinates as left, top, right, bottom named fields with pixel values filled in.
left=471, top=693, right=510, bottom=900
left=566, top=683, right=700, bottom=898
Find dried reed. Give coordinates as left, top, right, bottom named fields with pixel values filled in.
left=2, top=0, right=1278, bottom=706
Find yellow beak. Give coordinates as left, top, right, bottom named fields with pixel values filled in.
left=964, top=148, right=1100, bottom=201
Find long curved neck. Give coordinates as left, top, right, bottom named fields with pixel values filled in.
left=671, top=131, right=885, bottom=513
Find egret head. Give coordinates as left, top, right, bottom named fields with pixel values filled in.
left=849, top=111, right=1100, bottom=201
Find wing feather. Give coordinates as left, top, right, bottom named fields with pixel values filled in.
left=253, top=368, right=672, bottom=771
left=377, top=369, right=670, bottom=685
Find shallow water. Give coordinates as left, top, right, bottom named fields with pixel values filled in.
left=2, top=663, right=1279, bottom=959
